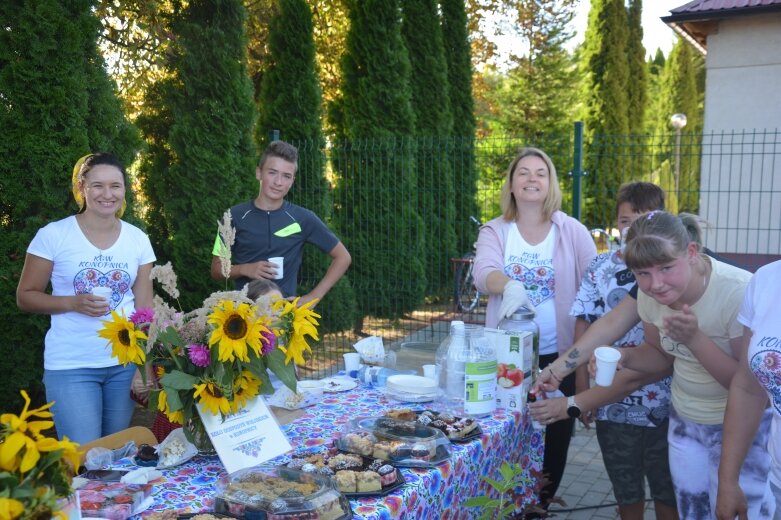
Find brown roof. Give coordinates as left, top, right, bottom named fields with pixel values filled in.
left=665, top=0, right=781, bottom=20
left=662, top=0, right=781, bottom=53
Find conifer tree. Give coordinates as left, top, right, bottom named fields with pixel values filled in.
left=580, top=0, right=630, bottom=228
left=626, top=0, right=647, bottom=134
left=644, top=48, right=666, bottom=134
left=498, top=0, right=578, bottom=139
left=334, top=0, right=425, bottom=325
left=441, top=0, right=478, bottom=254
left=656, top=39, right=703, bottom=212
left=136, top=0, right=256, bottom=308
left=0, top=0, right=138, bottom=410
left=401, top=0, right=456, bottom=296
left=257, top=0, right=356, bottom=332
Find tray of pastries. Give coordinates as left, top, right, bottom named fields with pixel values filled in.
left=284, top=446, right=404, bottom=496
left=213, top=465, right=352, bottom=520
left=386, top=408, right=483, bottom=443
left=336, top=416, right=451, bottom=467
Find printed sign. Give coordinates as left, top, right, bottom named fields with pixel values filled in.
left=197, top=397, right=292, bottom=474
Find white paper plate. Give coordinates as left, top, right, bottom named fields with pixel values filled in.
left=386, top=375, right=438, bottom=395
left=320, top=377, right=358, bottom=393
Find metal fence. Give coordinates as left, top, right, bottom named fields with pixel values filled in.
left=291, top=125, right=781, bottom=377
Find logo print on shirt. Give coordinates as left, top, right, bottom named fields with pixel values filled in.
left=750, top=346, right=781, bottom=414
left=73, top=268, right=131, bottom=315
left=505, top=264, right=555, bottom=307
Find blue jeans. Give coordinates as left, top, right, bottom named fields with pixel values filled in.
left=43, top=365, right=136, bottom=444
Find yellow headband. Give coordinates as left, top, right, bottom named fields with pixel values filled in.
left=70, top=153, right=126, bottom=218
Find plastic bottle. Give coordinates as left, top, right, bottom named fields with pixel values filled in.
left=436, top=320, right=464, bottom=403
left=497, top=306, right=540, bottom=385
left=461, top=325, right=497, bottom=417
left=441, top=323, right=497, bottom=417
left=439, top=321, right=466, bottom=412
left=357, top=366, right=416, bottom=388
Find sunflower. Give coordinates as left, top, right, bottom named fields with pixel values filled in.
left=156, top=389, right=184, bottom=425
left=0, top=497, right=24, bottom=519
left=273, top=298, right=321, bottom=365
left=207, top=300, right=268, bottom=362
left=231, top=370, right=261, bottom=413
left=98, top=311, right=147, bottom=365
left=194, top=382, right=231, bottom=416
left=0, top=391, right=56, bottom=473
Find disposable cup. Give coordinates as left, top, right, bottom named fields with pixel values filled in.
left=268, top=257, right=284, bottom=280
left=343, top=353, right=361, bottom=377
left=422, top=364, right=437, bottom=381
left=594, top=346, right=621, bottom=386
left=92, top=286, right=112, bottom=301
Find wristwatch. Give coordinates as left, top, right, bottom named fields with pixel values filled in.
left=566, top=396, right=582, bottom=419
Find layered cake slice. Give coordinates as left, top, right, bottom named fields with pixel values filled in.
left=355, top=470, right=382, bottom=492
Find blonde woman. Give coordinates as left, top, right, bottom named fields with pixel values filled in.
left=473, top=147, right=596, bottom=509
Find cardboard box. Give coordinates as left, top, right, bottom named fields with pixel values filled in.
left=484, top=328, right=534, bottom=413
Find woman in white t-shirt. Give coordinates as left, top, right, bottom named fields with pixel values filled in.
left=472, top=147, right=596, bottom=510
left=716, top=259, right=781, bottom=519
left=16, top=153, right=155, bottom=444
left=615, top=211, right=773, bottom=519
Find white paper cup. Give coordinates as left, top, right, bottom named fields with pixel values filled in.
left=343, top=353, right=361, bottom=376
left=268, top=256, right=284, bottom=279
left=92, top=286, right=112, bottom=301
left=594, top=346, right=621, bottom=386
left=422, top=364, right=437, bottom=381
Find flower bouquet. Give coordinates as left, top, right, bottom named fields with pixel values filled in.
left=97, top=212, right=320, bottom=445
left=0, top=390, right=81, bottom=520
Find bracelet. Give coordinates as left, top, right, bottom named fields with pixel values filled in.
left=546, top=367, right=562, bottom=382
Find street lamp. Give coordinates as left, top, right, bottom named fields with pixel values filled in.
left=670, top=113, right=687, bottom=203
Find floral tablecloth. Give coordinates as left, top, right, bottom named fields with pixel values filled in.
left=135, top=386, right=544, bottom=519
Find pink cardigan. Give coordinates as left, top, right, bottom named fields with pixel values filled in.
left=473, top=211, right=596, bottom=354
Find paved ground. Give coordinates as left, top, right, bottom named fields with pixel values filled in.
left=549, top=424, right=658, bottom=519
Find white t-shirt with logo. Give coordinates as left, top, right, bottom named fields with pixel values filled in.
left=28, top=215, right=156, bottom=370
left=504, top=224, right=557, bottom=355
left=738, top=260, right=781, bottom=487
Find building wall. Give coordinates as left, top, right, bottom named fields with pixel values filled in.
left=700, top=13, right=781, bottom=256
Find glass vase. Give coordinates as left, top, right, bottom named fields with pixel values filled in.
left=187, top=416, right=217, bottom=456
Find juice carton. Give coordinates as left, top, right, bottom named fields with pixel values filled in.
left=484, top=328, right=534, bottom=413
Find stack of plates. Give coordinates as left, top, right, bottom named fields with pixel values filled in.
left=385, top=375, right=439, bottom=403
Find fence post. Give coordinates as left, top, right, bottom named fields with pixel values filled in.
left=571, top=121, right=584, bottom=221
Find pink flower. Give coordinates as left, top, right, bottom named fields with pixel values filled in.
left=129, top=307, right=155, bottom=332
left=261, top=330, right=276, bottom=355
left=187, top=344, right=211, bottom=367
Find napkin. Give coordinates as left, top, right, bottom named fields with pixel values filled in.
left=120, top=466, right=162, bottom=485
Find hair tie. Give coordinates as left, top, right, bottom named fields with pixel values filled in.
left=646, top=210, right=660, bottom=221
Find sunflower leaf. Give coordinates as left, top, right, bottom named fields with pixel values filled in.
left=246, top=358, right=274, bottom=394
left=266, top=349, right=297, bottom=392
left=160, top=370, right=200, bottom=390
left=157, top=326, right=183, bottom=347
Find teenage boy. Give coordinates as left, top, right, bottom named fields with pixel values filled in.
left=211, top=140, right=351, bottom=307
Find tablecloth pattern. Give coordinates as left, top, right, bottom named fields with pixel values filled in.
left=135, top=386, right=544, bottom=519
